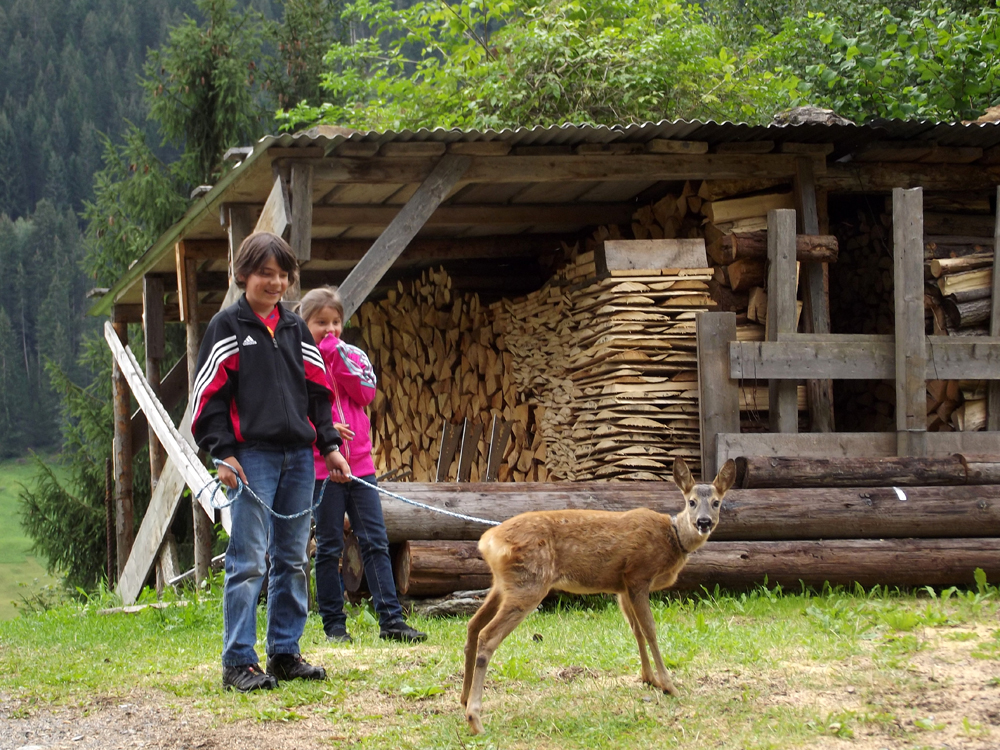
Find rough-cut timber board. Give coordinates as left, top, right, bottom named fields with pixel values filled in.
left=378, top=482, right=1000, bottom=543
left=602, top=239, right=707, bottom=270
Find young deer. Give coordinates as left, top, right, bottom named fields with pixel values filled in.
left=460, top=457, right=736, bottom=735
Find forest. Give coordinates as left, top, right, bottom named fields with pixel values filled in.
left=3, top=0, right=998, bottom=588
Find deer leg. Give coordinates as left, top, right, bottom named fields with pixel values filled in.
left=461, top=587, right=502, bottom=708
left=627, top=587, right=678, bottom=696
left=465, top=588, right=546, bottom=735
left=618, top=593, right=655, bottom=685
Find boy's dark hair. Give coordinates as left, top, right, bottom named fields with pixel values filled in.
left=233, top=232, right=299, bottom=288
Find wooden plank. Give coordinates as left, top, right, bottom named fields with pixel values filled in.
left=258, top=174, right=290, bottom=238
left=311, top=202, right=635, bottom=227
left=730, top=336, right=1000, bottom=380
left=821, top=163, right=1000, bottom=193
left=697, top=312, right=740, bottom=481
left=794, top=157, right=834, bottom=432
left=767, top=209, right=798, bottom=433
left=305, top=154, right=812, bottom=186
left=456, top=420, right=485, bottom=482
left=736, top=454, right=1000, bottom=488
left=715, top=141, right=774, bottom=154
left=337, top=154, right=470, bottom=320
left=644, top=139, right=709, bottom=154
left=893, top=187, right=927, bottom=455
left=379, top=142, right=446, bottom=157
left=446, top=141, right=511, bottom=156
left=130, top=355, right=188, bottom=455
left=111, top=308, right=134, bottom=578
left=602, top=239, right=707, bottom=271
left=116, top=445, right=187, bottom=605
left=142, top=275, right=166, bottom=486
left=289, top=163, right=313, bottom=261
left=716, top=431, right=1000, bottom=464
left=376, top=481, right=1000, bottom=543
left=989, top=185, right=1000, bottom=430
left=704, top=191, right=794, bottom=224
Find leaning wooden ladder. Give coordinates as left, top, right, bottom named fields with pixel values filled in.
left=698, top=186, right=1000, bottom=480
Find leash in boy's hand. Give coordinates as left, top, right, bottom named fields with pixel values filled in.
left=218, top=456, right=247, bottom=489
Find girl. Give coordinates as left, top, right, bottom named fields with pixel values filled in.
left=301, top=286, right=427, bottom=644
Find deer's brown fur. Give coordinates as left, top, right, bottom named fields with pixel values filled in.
left=460, top=457, right=736, bottom=734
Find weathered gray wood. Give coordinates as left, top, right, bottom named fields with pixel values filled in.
left=697, top=312, right=740, bottom=481
left=130, top=356, right=188, bottom=455
left=457, top=420, right=484, bottom=482
left=142, top=275, right=166, bottom=486
left=794, top=157, right=834, bottom=432
left=313, top=202, right=636, bottom=228
left=111, top=309, right=134, bottom=578
left=767, top=209, right=798, bottom=433
left=186, top=251, right=211, bottom=587
left=338, top=154, right=470, bottom=320
left=601, top=239, right=707, bottom=270
left=673, top=539, right=1000, bottom=591
left=730, top=336, right=1000, bottom=380
left=436, top=421, right=463, bottom=481
left=305, top=153, right=811, bottom=186
left=258, top=173, right=290, bottom=238
left=716, top=431, right=1000, bottom=465
left=989, top=185, right=1000, bottom=430
left=485, top=416, right=513, bottom=482
left=821, top=163, right=1000, bottom=193
left=285, top=163, right=314, bottom=303
left=221, top=205, right=255, bottom=309
left=377, top=482, right=1000, bottom=543
left=736, top=454, right=1000, bottom=488
left=893, top=187, right=927, bottom=455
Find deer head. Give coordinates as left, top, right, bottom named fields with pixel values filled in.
left=672, top=457, right=736, bottom=549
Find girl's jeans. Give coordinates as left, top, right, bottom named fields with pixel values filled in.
left=222, top=444, right=313, bottom=667
left=313, top=475, right=404, bottom=632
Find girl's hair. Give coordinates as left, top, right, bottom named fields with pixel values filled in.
left=299, top=285, right=345, bottom=324
left=233, top=232, right=299, bottom=288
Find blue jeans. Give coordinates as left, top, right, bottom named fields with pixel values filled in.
left=222, top=444, right=314, bottom=667
left=313, top=475, right=404, bottom=632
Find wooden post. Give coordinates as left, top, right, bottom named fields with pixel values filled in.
left=697, top=312, right=740, bottom=481
left=893, top=187, right=927, bottom=456
left=224, top=205, right=255, bottom=307
left=988, top=185, right=1000, bottom=430
left=767, top=209, right=799, bottom=433
left=142, top=276, right=166, bottom=485
left=794, top=158, right=834, bottom=432
left=339, top=154, right=470, bottom=320
left=286, top=163, right=314, bottom=303
left=111, top=306, right=134, bottom=577
left=183, top=251, right=213, bottom=584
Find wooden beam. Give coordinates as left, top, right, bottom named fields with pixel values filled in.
left=338, top=154, right=470, bottom=320
left=821, top=163, right=1000, bottom=192
left=258, top=172, right=290, bottom=238
left=794, top=157, right=834, bottom=432
left=289, top=163, right=313, bottom=261
left=989, top=185, right=1000, bottom=430
left=716, top=431, right=1000, bottom=464
left=894, top=187, right=927, bottom=456
left=223, top=204, right=254, bottom=306
left=311, top=202, right=636, bottom=227
left=697, top=312, right=740, bottom=481
left=142, top=275, right=166, bottom=486
left=767, top=209, right=798, bottom=433
left=130, top=356, right=187, bottom=456
left=305, top=154, right=812, bottom=186
left=111, top=307, right=134, bottom=578
left=731, top=335, right=1000, bottom=380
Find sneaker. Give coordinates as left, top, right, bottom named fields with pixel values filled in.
left=326, top=630, right=353, bottom=644
left=266, top=653, right=327, bottom=681
left=223, top=663, right=277, bottom=692
left=379, top=621, right=427, bottom=643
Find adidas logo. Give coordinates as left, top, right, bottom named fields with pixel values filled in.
left=242, top=335, right=257, bottom=346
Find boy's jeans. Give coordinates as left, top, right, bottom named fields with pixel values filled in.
left=222, top=444, right=314, bottom=667
left=313, top=475, right=404, bottom=632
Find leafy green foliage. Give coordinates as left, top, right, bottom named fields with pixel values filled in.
left=282, top=0, right=790, bottom=130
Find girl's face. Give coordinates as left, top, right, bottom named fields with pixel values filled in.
left=240, top=255, right=289, bottom=316
left=307, top=305, right=343, bottom=344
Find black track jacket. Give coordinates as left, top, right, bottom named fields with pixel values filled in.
left=191, top=295, right=342, bottom=461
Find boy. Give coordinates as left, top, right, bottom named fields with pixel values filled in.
left=192, top=232, right=351, bottom=692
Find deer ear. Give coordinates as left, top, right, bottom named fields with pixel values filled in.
left=672, top=457, right=695, bottom=493
left=713, top=459, right=737, bottom=494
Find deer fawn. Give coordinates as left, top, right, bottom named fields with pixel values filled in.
left=460, top=457, right=736, bottom=735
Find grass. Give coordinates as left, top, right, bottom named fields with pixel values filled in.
left=0, top=456, right=60, bottom=621
left=1, top=575, right=998, bottom=748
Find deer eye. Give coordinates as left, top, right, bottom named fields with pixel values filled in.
left=688, top=500, right=696, bottom=508
left=713, top=500, right=720, bottom=508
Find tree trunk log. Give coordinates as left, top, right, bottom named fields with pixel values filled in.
left=389, top=538, right=1000, bottom=596
left=378, top=482, right=1000, bottom=543
left=736, top=454, right=1000, bottom=488
left=942, top=296, right=992, bottom=328
left=708, top=231, right=839, bottom=265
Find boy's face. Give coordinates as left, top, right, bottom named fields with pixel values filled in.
left=240, top=255, right=289, bottom=316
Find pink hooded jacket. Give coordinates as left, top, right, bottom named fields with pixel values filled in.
left=313, top=334, right=377, bottom=480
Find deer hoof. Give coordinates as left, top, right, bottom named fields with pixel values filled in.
left=467, top=714, right=485, bottom=735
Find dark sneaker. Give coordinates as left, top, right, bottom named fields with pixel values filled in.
left=266, top=653, right=327, bottom=681
left=326, top=629, right=353, bottom=644
left=379, top=621, right=427, bottom=643
left=223, top=663, right=277, bottom=692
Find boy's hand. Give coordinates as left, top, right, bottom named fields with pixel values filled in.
left=218, top=456, right=247, bottom=490
left=325, top=450, right=351, bottom=483
left=334, top=422, right=355, bottom=441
